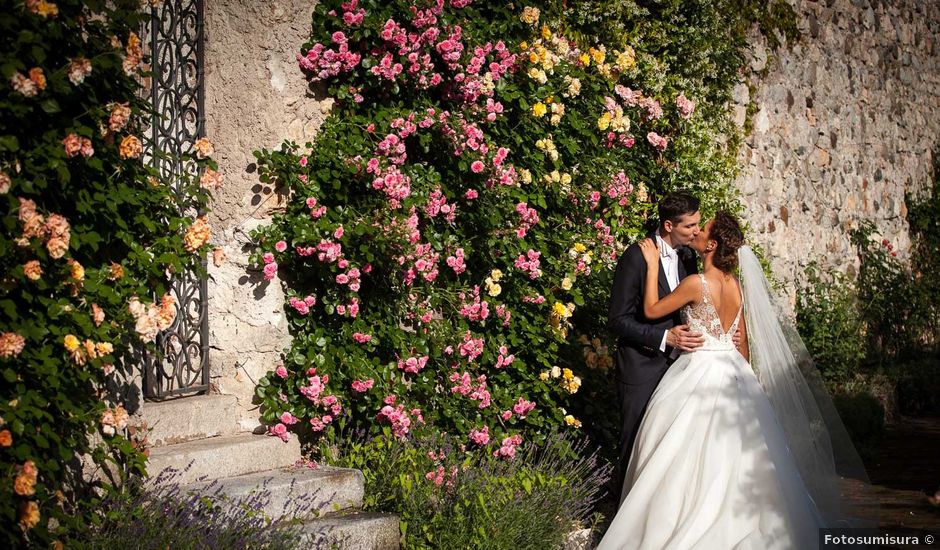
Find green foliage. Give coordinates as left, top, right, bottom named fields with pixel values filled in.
left=0, top=0, right=215, bottom=546
left=251, top=0, right=793, bottom=467
left=796, top=263, right=865, bottom=383
left=798, top=162, right=940, bottom=416
left=321, top=429, right=609, bottom=549
left=851, top=221, right=935, bottom=365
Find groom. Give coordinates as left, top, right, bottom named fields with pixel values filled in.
left=608, top=191, right=704, bottom=498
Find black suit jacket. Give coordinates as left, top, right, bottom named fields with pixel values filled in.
left=608, top=233, right=698, bottom=385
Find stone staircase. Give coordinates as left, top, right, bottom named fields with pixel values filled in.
left=142, top=394, right=400, bottom=549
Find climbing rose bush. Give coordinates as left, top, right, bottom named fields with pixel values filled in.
left=251, top=0, right=750, bottom=457
left=1, top=1, right=218, bottom=546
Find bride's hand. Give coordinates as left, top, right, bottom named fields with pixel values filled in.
left=639, top=238, right=660, bottom=267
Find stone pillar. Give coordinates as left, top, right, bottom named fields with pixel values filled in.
left=203, top=1, right=329, bottom=431
left=734, top=0, right=940, bottom=301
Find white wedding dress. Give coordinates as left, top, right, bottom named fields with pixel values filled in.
left=597, top=275, right=825, bottom=550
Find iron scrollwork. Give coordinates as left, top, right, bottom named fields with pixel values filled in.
left=141, top=0, right=209, bottom=399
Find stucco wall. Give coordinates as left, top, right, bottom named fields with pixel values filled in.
left=202, top=0, right=329, bottom=430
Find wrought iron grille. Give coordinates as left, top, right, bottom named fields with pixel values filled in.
left=141, top=0, right=209, bottom=399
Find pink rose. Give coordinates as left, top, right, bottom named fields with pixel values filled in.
left=263, top=262, right=278, bottom=280
left=275, top=240, right=287, bottom=252
left=470, top=160, right=485, bottom=173
left=469, top=426, right=490, bottom=445
left=275, top=366, right=288, bottom=378
left=351, top=378, right=374, bottom=392
left=270, top=423, right=290, bottom=442
left=646, top=132, right=668, bottom=152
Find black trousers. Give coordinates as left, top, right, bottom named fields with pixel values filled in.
left=614, top=364, right=671, bottom=501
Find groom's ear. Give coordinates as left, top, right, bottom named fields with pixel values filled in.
left=662, top=219, right=673, bottom=233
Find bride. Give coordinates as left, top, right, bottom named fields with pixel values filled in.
left=597, top=211, right=865, bottom=549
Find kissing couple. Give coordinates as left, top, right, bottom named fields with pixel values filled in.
left=599, top=191, right=870, bottom=549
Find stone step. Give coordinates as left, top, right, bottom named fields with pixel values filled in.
left=140, top=394, right=238, bottom=447
left=301, top=511, right=400, bottom=550
left=147, top=433, right=300, bottom=485
left=183, top=465, right=364, bottom=520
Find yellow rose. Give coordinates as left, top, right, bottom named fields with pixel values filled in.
left=490, top=269, right=503, bottom=282
left=487, top=283, right=502, bottom=297
left=63, top=334, right=80, bottom=352
left=573, top=243, right=586, bottom=253
left=563, top=367, right=573, bottom=380
left=532, top=102, right=547, bottom=117
left=590, top=47, right=606, bottom=65
left=519, top=168, right=532, bottom=184
left=579, top=52, right=591, bottom=66
left=519, top=41, right=529, bottom=50
left=539, top=371, right=550, bottom=381
left=552, top=302, right=568, bottom=317
left=550, top=366, right=561, bottom=378
left=540, top=25, right=552, bottom=39
left=561, top=277, right=573, bottom=291
left=95, top=342, right=114, bottom=356
left=528, top=52, right=539, bottom=63
left=565, top=415, right=582, bottom=428
left=597, top=112, right=611, bottom=130
left=616, top=47, right=636, bottom=71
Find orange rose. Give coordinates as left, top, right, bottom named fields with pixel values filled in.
left=119, top=135, right=142, bottom=159
left=28, top=68, right=46, bottom=91
left=199, top=168, right=223, bottom=190
left=0, top=332, right=26, bottom=359
left=14, top=460, right=38, bottom=496
left=108, top=102, right=132, bottom=132
left=0, top=429, right=11, bottom=446
left=18, top=501, right=40, bottom=531
left=92, top=303, right=105, bottom=327
left=62, top=133, right=82, bottom=157
left=193, top=137, right=214, bottom=159
left=183, top=216, right=211, bottom=252
left=46, top=237, right=69, bottom=259
left=23, top=260, right=41, bottom=281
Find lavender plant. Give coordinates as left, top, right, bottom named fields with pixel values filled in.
left=321, top=428, right=611, bottom=549
left=77, top=467, right=310, bottom=550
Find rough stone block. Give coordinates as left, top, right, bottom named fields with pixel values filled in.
left=141, top=394, right=238, bottom=447
left=302, top=512, right=400, bottom=550
left=147, top=433, right=300, bottom=485
left=183, top=466, right=364, bottom=520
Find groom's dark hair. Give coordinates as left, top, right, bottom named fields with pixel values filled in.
left=657, top=191, right=701, bottom=225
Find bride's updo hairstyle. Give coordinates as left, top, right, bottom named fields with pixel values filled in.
left=710, top=210, right=745, bottom=272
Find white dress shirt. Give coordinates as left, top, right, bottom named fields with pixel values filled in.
left=656, top=231, right=680, bottom=352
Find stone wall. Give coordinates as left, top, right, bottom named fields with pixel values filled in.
left=735, top=0, right=940, bottom=297
left=203, top=0, right=328, bottom=431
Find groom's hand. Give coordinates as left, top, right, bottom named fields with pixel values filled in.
left=667, top=325, right=704, bottom=351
